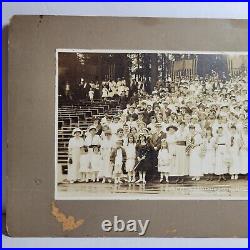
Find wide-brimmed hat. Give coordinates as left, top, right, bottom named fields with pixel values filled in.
left=166, top=125, right=178, bottom=131
left=72, top=128, right=83, bottom=136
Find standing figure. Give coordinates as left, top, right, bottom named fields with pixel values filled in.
left=202, top=128, right=216, bottom=181
left=100, top=130, right=114, bottom=183
left=110, top=139, right=127, bottom=184
left=79, top=146, right=91, bottom=182
left=175, top=122, right=189, bottom=184
left=239, top=125, right=248, bottom=176
left=166, top=125, right=178, bottom=180
left=158, top=139, right=170, bottom=183
left=215, top=127, right=229, bottom=181
left=89, top=88, right=94, bottom=102
left=188, top=125, right=204, bottom=181
left=90, top=145, right=101, bottom=182
left=68, top=128, right=84, bottom=183
left=150, top=122, right=166, bottom=168
left=228, top=125, right=241, bottom=180
left=124, top=134, right=137, bottom=183
left=102, top=86, right=109, bottom=101
left=135, top=134, right=154, bottom=184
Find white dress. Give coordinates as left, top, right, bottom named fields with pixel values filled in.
left=124, top=143, right=136, bottom=172
left=167, top=133, right=177, bottom=176
left=89, top=90, right=94, bottom=100
left=158, top=148, right=170, bottom=172
left=99, top=138, right=113, bottom=178
left=175, top=128, right=189, bottom=176
left=113, top=148, right=123, bottom=174
left=202, top=137, right=216, bottom=174
left=90, top=153, right=101, bottom=172
left=228, top=133, right=241, bottom=175
left=79, top=153, right=91, bottom=172
left=68, top=137, right=84, bottom=181
left=239, top=134, right=248, bottom=174
left=215, top=134, right=229, bottom=175
left=102, top=88, right=109, bottom=98
left=189, top=133, right=203, bottom=177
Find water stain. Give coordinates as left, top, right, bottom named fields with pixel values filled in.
left=51, top=202, right=84, bottom=231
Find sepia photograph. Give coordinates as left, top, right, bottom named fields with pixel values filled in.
left=55, top=49, right=248, bottom=200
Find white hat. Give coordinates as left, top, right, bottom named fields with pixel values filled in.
left=72, top=128, right=83, bottom=136
left=88, top=125, right=97, bottom=132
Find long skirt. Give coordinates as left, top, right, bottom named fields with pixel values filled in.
left=99, top=152, right=113, bottom=178
left=202, top=149, right=216, bottom=174
left=68, top=148, right=81, bottom=181
left=189, top=147, right=203, bottom=177
left=158, top=164, right=171, bottom=173
left=126, top=158, right=135, bottom=172
left=229, top=149, right=241, bottom=175
left=175, top=145, right=189, bottom=176
left=136, top=158, right=151, bottom=172
left=240, top=149, right=248, bottom=174
left=215, top=145, right=229, bottom=175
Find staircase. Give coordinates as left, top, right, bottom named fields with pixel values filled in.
left=57, top=100, right=121, bottom=178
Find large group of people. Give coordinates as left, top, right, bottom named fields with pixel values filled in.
left=66, top=72, right=248, bottom=185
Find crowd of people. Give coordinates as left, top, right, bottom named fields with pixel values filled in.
left=66, top=72, right=248, bottom=185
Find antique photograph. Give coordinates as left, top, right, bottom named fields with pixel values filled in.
left=55, top=49, right=248, bottom=200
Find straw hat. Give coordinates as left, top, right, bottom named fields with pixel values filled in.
left=166, top=125, right=178, bottom=131
left=72, top=128, right=83, bottom=136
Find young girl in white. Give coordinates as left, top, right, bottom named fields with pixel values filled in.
left=90, top=145, right=101, bottom=182
left=124, top=134, right=136, bottom=183
left=158, top=139, right=170, bottom=183
left=79, top=146, right=91, bottom=182
left=202, top=128, right=216, bottom=181
left=102, top=86, right=109, bottom=101
left=228, top=125, right=241, bottom=180
left=89, top=88, right=94, bottom=102
left=110, top=139, right=127, bottom=184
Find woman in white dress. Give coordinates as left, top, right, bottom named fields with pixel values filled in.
left=239, top=125, right=248, bottom=175
left=158, top=139, right=170, bottom=183
left=68, top=128, right=84, bottom=183
left=99, top=130, right=114, bottom=183
left=202, top=128, right=216, bottom=181
left=228, top=125, right=241, bottom=180
left=215, top=127, right=229, bottom=181
left=124, top=134, right=136, bottom=183
left=166, top=125, right=178, bottom=178
left=188, top=125, right=203, bottom=181
left=175, top=122, right=189, bottom=183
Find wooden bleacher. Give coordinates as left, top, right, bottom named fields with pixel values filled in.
left=57, top=100, right=121, bottom=180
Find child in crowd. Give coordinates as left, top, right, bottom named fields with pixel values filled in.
left=158, top=139, right=170, bottom=183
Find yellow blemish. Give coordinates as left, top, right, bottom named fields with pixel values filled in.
left=51, top=202, right=84, bottom=231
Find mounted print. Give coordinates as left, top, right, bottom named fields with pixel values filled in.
left=7, top=16, right=247, bottom=237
